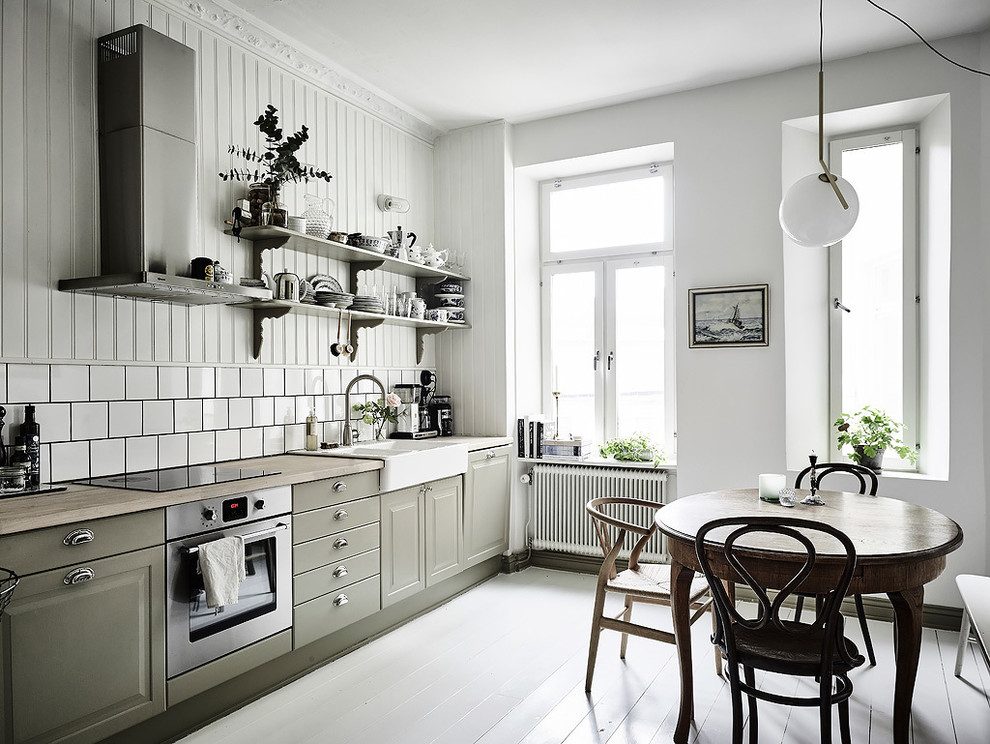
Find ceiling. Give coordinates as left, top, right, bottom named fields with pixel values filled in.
left=221, top=0, right=990, bottom=132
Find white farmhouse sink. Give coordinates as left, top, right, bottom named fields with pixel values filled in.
left=291, top=439, right=469, bottom=492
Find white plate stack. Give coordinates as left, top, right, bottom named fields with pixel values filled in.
left=351, top=295, right=385, bottom=314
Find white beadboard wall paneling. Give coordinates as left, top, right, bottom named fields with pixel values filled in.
left=2, top=0, right=434, bottom=367
left=434, top=122, right=511, bottom=436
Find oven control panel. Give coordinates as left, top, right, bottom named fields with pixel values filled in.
left=165, top=486, right=291, bottom=539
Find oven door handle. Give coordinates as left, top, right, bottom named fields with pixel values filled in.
left=180, top=522, right=289, bottom=555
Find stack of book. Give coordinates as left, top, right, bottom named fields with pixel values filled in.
left=540, top=438, right=595, bottom=460
left=516, top=414, right=556, bottom=458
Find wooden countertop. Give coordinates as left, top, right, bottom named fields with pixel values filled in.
left=0, top=436, right=513, bottom=536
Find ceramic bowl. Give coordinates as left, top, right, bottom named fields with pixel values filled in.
left=353, top=235, right=389, bottom=253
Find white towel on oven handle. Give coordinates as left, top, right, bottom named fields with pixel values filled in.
left=198, top=535, right=246, bottom=608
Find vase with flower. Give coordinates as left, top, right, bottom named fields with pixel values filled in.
left=352, top=393, right=405, bottom=441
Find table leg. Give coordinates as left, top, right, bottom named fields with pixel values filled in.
left=887, top=585, right=924, bottom=744
left=671, top=558, right=695, bottom=744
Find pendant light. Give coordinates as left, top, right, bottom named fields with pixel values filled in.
left=779, top=0, right=859, bottom=248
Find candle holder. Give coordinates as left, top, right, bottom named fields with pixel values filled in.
left=800, top=452, right=825, bottom=505
left=552, top=391, right=560, bottom=439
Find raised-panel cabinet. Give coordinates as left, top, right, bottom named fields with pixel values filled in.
left=463, top=445, right=511, bottom=567
left=379, top=485, right=426, bottom=608
left=0, top=546, right=165, bottom=744
left=425, top=478, right=463, bottom=587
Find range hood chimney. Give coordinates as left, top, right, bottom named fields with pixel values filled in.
left=59, top=25, right=270, bottom=305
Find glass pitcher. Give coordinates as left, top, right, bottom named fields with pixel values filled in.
left=302, top=194, right=334, bottom=239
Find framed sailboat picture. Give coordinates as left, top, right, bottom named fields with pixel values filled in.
left=688, top=284, right=769, bottom=348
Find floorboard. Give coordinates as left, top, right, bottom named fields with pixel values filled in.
left=177, top=568, right=990, bottom=744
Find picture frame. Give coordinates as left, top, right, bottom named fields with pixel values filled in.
left=688, top=283, right=769, bottom=348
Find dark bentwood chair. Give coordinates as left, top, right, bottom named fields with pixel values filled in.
left=795, top=462, right=879, bottom=665
left=584, top=497, right=720, bottom=692
left=695, top=516, right=865, bottom=744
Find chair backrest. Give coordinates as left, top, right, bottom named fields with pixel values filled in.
left=586, top=497, right=661, bottom=575
left=695, top=516, right=860, bottom=671
left=794, top=462, right=878, bottom=495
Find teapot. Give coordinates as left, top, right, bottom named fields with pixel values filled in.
left=273, top=269, right=300, bottom=302
left=407, top=244, right=424, bottom=264
left=423, top=245, right=448, bottom=268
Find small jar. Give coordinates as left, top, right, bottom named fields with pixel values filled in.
left=0, top=465, right=26, bottom=494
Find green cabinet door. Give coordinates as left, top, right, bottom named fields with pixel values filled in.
left=379, top=485, right=425, bottom=608
left=425, top=477, right=463, bottom=587
left=0, top=546, right=165, bottom=744
left=463, top=446, right=511, bottom=567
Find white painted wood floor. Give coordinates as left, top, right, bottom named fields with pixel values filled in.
left=178, top=568, right=990, bottom=744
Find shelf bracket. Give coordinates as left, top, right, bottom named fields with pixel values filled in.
left=415, top=326, right=449, bottom=364
left=348, top=316, right=387, bottom=360
left=251, top=305, right=292, bottom=360
left=349, top=261, right=387, bottom=294
left=250, top=237, right=291, bottom=279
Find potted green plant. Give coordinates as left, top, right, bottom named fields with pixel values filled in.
left=219, top=104, right=332, bottom=226
left=834, top=405, right=917, bottom=473
left=598, top=434, right=665, bottom=468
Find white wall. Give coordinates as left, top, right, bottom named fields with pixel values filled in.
left=511, top=34, right=989, bottom=605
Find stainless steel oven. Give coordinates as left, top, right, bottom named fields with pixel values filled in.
left=166, top=486, right=292, bottom=678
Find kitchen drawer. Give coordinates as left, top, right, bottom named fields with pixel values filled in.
left=293, top=522, right=380, bottom=574
left=293, top=575, right=381, bottom=649
left=0, top=509, right=164, bottom=577
left=293, top=470, right=379, bottom=514
left=293, top=495, right=380, bottom=545
left=293, top=548, right=380, bottom=605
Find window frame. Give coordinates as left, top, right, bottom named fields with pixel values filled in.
left=828, top=128, right=919, bottom=470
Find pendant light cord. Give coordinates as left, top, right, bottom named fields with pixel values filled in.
left=864, top=0, right=990, bottom=78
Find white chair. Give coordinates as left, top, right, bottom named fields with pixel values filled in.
left=954, top=574, right=990, bottom=676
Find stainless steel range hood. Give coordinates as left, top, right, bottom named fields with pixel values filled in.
left=58, top=25, right=271, bottom=305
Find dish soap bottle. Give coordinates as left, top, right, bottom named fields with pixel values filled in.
left=305, top=408, right=319, bottom=451
left=20, top=405, right=41, bottom=487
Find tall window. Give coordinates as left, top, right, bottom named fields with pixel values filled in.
left=829, top=130, right=918, bottom=470
left=541, top=164, right=675, bottom=451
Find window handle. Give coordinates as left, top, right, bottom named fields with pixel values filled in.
left=833, top=297, right=851, bottom=313
left=593, top=350, right=600, bottom=370
left=607, top=351, right=614, bottom=371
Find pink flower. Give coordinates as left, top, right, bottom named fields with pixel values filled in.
left=385, top=392, right=402, bottom=409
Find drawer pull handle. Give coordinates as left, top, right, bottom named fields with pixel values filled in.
left=333, top=509, right=348, bottom=521
left=333, top=593, right=349, bottom=607
left=486, top=451, right=496, bottom=459
left=333, top=537, right=349, bottom=550
left=63, top=529, right=95, bottom=546
left=63, top=567, right=95, bottom=585
left=332, top=481, right=347, bottom=493
left=332, top=565, right=348, bottom=578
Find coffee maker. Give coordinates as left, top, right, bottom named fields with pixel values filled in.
left=391, top=384, right=438, bottom=439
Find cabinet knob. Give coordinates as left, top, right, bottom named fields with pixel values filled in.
left=332, top=481, right=347, bottom=493
left=333, top=537, right=349, bottom=550
left=63, top=567, right=95, bottom=585
left=333, top=509, right=348, bottom=521
left=62, top=528, right=95, bottom=547
left=333, top=593, right=349, bottom=607
left=486, top=451, right=496, bottom=459
left=332, top=565, right=348, bottom=578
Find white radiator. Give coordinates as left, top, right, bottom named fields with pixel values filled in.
left=530, top=463, right=668, bottom=562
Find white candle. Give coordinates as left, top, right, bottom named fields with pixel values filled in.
left=554, top=365, right=559, bottom=391
left=758, top=473, right=786, bottom=502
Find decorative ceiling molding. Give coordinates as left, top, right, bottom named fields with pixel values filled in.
left=160, top=0, right=441, bottom=143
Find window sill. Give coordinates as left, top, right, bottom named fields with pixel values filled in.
left=519, top=456, right=675, bottom=473
left=877, top=469, right=947, bottom=484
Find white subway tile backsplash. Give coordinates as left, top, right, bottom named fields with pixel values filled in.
left=7, top=364, right=51, bottom=403
left=240, top=428, right=264, bottom=459
left=126, top=437, right=159, bottom=472
left=158, top=367, right=188, bottom=399
left=109, top=401, right=143, bottom=438
left=263, top=368, right=285, bottom=397
left=143, top=401, right=174, bottom=435
left=126, top=367, right=158, bottom=400
left=284, top=368, right=306, bottom=396
left=295, top=396, right=314, bottom=425
left=216, top=367, right=241, bottom=398
left=321, top=420, right=341, bottom=446
left=333, top=395, right=347, bottom=421
left=284, top=423, right=305, bottom=452
left=71, top=402, right=109, bottom=441
left=174, top=399, right=203, bottom=433
left=51, top=365, right=90, bottom=402
left=252, top=398, right=275, bottom=427
left=39, top=443, right=51, bottom=484
left=263, top=425, right=285, bottom=456
left=241, top=368, right=264, bottom=397
left=90, top=365, right=125, bottom=401
left=228, top=398, right=253, bottom=429
left=314, top=395, right=333, bottom=422
left=305, top=368, right=325, bottom=395
left=188, top=431, right=216, bottom=465
left=188, top=367, right=216, bottom=399
left=159, top=434, right=188, bottom=469
left=214, top=429, right=240, bottom=462
left=50, top=441, right=90, bottom=482
left=35, top=403, right=71, bottom=443
left=90, top=439, right=125, bottom=477
left=0, top=364, right=6, bottom=404
left=274, top=397, right=296, bottom=425
left=202, top=399, right=229, bottom=431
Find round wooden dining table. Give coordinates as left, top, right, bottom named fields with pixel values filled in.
left=655, top=488, right=963, bottom=744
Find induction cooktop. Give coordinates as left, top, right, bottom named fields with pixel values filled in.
left=75, top=465, right=280, bottom=493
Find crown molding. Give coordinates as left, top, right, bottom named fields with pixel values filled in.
left=159, top=0, right=441, bottom=143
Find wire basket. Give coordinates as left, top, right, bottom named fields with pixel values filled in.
left=0, top=567, right=19, bottom=620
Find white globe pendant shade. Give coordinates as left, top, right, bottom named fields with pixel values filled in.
left=779, top=173, right=860, bottom=247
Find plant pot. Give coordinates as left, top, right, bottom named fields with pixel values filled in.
left=853, top=445, right=885, bottom=473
